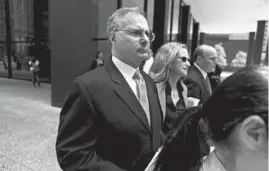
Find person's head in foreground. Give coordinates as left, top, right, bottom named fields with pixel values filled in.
left=153, top=65, right=268, bottom=171
left=107, top=7, right=154, bottom=68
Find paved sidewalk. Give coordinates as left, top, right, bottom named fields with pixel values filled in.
left=0, top=78, right=62, bottom=171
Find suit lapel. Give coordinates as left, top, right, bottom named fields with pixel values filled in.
left=193, top=65, right=211, bottom=96
left=201, top=77, right=211, bottom=95
left=178, top=82, right=188, bottom=108
left=106, top=59, right=152, bottom=134
left=141, top=71, right=162, bottom=150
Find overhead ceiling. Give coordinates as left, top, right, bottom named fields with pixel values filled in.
left=184, top=0, right=269, bottom=33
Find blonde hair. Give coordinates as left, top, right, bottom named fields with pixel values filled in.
left=149, top=42, right=187, bottom=85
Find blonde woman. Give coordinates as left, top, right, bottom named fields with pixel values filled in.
left=149, top=42, right=193, bottom=134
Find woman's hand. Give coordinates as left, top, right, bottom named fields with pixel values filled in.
left=186, top=97, right=200, bottom=108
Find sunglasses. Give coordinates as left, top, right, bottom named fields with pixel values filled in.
left=116, top=29, right=155, bottom=42
left=176, top=56, right=190, bottom=63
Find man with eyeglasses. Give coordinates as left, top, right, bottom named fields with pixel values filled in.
left=56, top=7, right=163, bottom=171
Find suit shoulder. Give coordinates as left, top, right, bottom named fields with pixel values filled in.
left=186, top=68, right=201, bottom=83
left=74, top=67, right=108, bottom=87
left=187, top=66, right=199, bottom=77
left=184, top=75, right=199, bottom=86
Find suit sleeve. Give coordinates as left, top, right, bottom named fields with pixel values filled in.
left=55, top=80, right=125, bottom=171
left=184, top=78, right=201, bottom=100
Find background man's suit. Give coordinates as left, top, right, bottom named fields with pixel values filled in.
left=56, top=58, right=163, bottom=171
left=184, top=65, right=211, bottom=104
left=184, top=64, right=211, bottom=157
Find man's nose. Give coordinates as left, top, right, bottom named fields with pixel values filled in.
left=140, top=34, right=149, bottom=45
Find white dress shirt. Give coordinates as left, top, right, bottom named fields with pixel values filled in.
left=156, top=83, right=166, bottom=119
left=199, top=151, right=226, bottom=171
left=143, top=56, right=154, bottom=74
left=112, top=56, right=138, bottom=97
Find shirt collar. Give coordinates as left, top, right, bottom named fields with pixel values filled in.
left=112, top=56, right=137, bottom=79
left=200, top=151, right=226, bottom=171
left=194, top=63, right=208, bottom=80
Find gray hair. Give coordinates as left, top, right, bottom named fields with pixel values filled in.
left=150, top=42, right=187, bottom=85
left=106, top=7, right=146, bottom=44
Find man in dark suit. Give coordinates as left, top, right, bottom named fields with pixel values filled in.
left=184, top=44, right=217, bottom=157
left=55, top=7, right=163, bottom=171
left=184, top=44, right=218, bottom=104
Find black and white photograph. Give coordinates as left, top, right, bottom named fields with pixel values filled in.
left=0, top=0, right=268, bottom=171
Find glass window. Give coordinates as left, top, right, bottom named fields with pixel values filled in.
left=171, top=0, right=180, bottom=41
left=0, top=0, right=50, bottom=81
left=0, top=0, right=7, bottom=75
left=188, top=15, right=193, bottom=50
left=166, top=0, right=172, bottom=41
left=147, top=0, right=154, bottom=30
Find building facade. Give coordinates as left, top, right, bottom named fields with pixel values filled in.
left=1, top=0, right=198, bottom=106
left=0, top=0, right=6, bottom=56
left=49, top=0, right=197, bottom=107
left=0, top=0, right=34, bottom=56
left=0, top=0, right=49, bottom=79
left=0, top=0, right=267, bottom=108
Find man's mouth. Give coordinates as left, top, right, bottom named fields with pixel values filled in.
left=137, top=49, right=149, bottom=53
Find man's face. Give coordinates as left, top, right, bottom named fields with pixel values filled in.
left=113, top=14, right=151, bottom=68
left=201, top=49, right=218, bottom=73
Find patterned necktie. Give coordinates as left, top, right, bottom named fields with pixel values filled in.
left=206, top=75, right=212, bottom=95
left=133, top=70, right=151, bottom=126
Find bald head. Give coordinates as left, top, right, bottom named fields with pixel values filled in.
left=193, top=45, right=217, bottom=61
left=193, top=44, right=217, bottom=73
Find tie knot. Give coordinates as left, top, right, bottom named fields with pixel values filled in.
left=133, top=70, right=142, bottom=81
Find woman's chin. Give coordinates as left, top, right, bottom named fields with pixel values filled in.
left=181, top=71, right=188, bottom=77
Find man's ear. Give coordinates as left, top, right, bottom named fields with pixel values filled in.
left=196, top=56, right=202, bottom=62
left=239, top=115, right=267, bottom=150
left=110, top=33, right=116, bottom=45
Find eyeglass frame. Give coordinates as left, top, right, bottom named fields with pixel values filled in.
left=115, top=28, right=156, bottom=42
left=175, top=56, right=191, bottom=63
left=174, top=50, right=191, bottom=63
